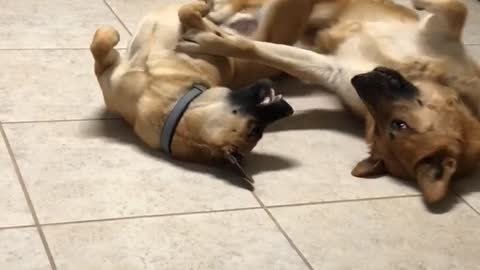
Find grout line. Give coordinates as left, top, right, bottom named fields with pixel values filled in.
left=252, top=193, right=315, bottom=270
left=0, top=224, right=37, bottom=231
left=0, top=48, right=90, bottom=51
left=40, top=207, right=263, bottom=228
left=0, top=124, right=57, bottom=270
left=103, top=0, right=133, bottom=36
left=0, top=48, right=127, bottom=51
left=266, top=194, right=422, bottom=209
left=32, top=195, right=422, bottom=228
left=251, top=193, right=423, bottom=270
left=2, top=117, right=121, bottom=125
left=455, top=193, right=480, bottom=215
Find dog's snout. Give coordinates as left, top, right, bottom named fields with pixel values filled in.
left=350, top=74, right=364, bottom=87
left=228, top=79, right=293, bottom=126
left=251, top=79, right=273, bottom=98
left=352, top=67, right=418, bottom=102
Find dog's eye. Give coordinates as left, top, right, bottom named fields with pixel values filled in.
left=390, top=119, right=409, bottom=131
left=249, top=125, right=261, bottom=137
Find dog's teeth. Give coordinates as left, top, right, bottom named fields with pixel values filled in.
left=260, top=89, right=279, bottom=105
left=260, top=96, right=270, bottom=105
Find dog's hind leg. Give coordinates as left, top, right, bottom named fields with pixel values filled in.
left=90, top=26, right=123, bottom=111
left=90, top=27, right=121, bottom=76
left=252, top=0, right=315, bottom=45
left=229, top=0, right=318, bottom=86
left=412, top=0, right=467, bottom=41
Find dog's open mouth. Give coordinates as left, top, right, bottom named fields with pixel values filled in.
left=258, top=87, right=283, bottom=106
left=230, top=79, right=294, bottom=124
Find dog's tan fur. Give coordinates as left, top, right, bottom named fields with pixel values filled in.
left=89, top=0, right=321, bottom=164
left=208, top=0, right=268, bottom=23
left=177, top=0, right=480, bottom=202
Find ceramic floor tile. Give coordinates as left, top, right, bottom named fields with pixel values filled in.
left=0, top=50, right=115, bottom=122
left=246, top=113, right=418, bottom=206
left=463, top=0, right=480, bottom=45
left=467, top=44, right=480, bottom=59
left=270, top=198, right=480, bottom=270
left=0, top=228, right=50, bottom=270
left=43, top=210, right=308, bottom=270
left=105, top=0, right=191, bottom=32
left=0, top=132, right=32, bottom=227
left=455, top=171, right=480, bottom=212
left=3, top=120, right=259, bottom=224
left=0, top=0, right=129, bottom=49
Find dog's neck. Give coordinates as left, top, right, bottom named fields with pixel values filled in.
left=170, top=109, right=223, bottom=162
left=160, top=85, right=207, bottom=154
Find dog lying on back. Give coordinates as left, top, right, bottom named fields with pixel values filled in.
left=177, top=0, right=480, bottom=203
left=89, top=0, right=329, bottom=182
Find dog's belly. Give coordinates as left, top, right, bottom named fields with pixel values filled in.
left=337, top=21, right=421, bottom=66
left=109, top=1, right=233, bottom=121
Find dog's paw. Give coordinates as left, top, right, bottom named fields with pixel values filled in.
left=176, top=30, right=224, bottom=54
left=176, top=28, right=253, bottom=57
left=201, top=0, right=215, bottom=12
left=178, top=1, right=211, bottom=30
left=91, top=27, right=120, bottom=52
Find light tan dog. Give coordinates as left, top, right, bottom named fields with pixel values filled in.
left=208, top=0, right=267, bottom=23
left=89, top=0, right=321, bottom=183
left=177, top=0, right=480, bottom=203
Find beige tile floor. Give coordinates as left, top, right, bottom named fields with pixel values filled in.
left=0, top=0, right=479, bottom=269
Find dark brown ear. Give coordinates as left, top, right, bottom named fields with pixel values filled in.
left=352, top=156, right=386, bottom=177
left=415, top=153, right=457, bottom=204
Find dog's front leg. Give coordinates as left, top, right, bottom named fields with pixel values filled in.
left=177, top=30, right=342, bottom=88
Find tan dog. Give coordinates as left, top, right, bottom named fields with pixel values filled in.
left=177, top=0, right=480, bottom=203
left=208, top=0, right=268, bottom=23
left=89, top=0, right=321, bottom=182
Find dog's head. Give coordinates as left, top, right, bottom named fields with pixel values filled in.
left=171, top=79, right=293, bottom=164
left=351, top=67, right=480, bottom=203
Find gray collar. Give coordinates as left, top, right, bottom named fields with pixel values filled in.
left=160, top=84, right=207, bottom=154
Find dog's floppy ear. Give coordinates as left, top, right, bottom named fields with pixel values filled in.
left=415, top=151, right=457, bottom=204
left=352, top=156, right=386, bottom=177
